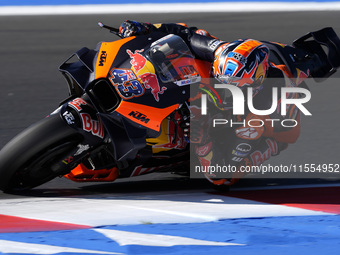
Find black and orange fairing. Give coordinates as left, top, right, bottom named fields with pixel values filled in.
left=94, top=36, right=136, bottom=79
left=115, top=101, right=179, bottom=132
left=91, top=33, right=208, bottom=132
left=60, top=33, right=211, bottom=182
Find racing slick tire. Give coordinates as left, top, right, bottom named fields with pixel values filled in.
left=0, top=113, right=82, bottom=193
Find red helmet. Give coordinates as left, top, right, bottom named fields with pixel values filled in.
left=213, top=39, right=270, bottom=90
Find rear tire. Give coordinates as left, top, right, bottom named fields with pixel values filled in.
left=0, top=113, right=82, bottom=192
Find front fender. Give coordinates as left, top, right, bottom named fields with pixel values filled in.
left=60, top=97, right=106, bottom=145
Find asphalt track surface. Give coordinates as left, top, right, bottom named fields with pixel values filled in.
left=0, top=12, right=340, bottom=194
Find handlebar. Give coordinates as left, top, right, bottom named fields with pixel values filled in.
left=98, top=22, right=123, bottom=38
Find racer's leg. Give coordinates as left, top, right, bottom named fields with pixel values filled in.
left=194, top=128, right=288, bottom=186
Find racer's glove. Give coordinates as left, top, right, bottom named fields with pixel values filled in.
left=119, top=20, right=155, bottom=38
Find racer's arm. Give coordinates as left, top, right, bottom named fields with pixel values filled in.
left=119, top=20, right=226, bottom=62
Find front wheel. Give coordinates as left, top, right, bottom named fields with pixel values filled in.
left=0, top=113, right=83, bottom=192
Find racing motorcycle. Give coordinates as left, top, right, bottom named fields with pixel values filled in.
left=0, top=23, right=339, bottom=192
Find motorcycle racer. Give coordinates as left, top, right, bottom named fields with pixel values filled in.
left=118, top=20, right=322, bottom=187
left=2, top=20, right=339, bottom=193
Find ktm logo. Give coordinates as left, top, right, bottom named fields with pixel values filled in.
left=99, top=51, right=107, bottom=66
left=129, top=111, right=150, bottom=124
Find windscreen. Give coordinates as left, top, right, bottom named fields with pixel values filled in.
left=146, top=34, right=201, bottom=86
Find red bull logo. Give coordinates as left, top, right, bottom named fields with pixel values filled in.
left=139, top=72, right=167, bottom=102
left=127, top=48, right=167, bottom=102
left=80, top=113, right=105, bottom=139
left=126, top=49, right=146, bottom=73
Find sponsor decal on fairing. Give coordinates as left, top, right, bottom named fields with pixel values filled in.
left=80, top=113, right=104, bottom=139
left=98, top=50, right=107, bottom=66
left=68, top=98, right=88, bottom=112
left=126, top=48, right=167, bottom=102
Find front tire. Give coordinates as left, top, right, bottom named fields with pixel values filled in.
left=0, top=113, right=82, bottom=192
